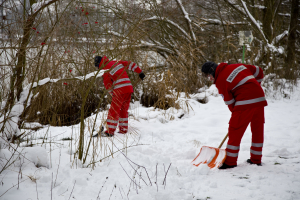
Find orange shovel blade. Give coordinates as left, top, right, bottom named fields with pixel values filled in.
left=191, top=146, right=227, bottom=169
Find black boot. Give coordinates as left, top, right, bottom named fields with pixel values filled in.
left=219, top=163, right=237, bottom=169
left=103, top=131, right=114, bottom=137
left=92, top=126, right=105, bottom=137
left=247, top=159, right=262, bottom=166
left=92, top=126, right=114, bottom=137
left=92, top=131, right=114, bottom=137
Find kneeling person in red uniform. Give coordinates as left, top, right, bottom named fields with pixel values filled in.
left=95, top=56, right=145, bottom=137
left=201, top=62, right=267, bottom=169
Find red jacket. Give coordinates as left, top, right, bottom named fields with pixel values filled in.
left=214, top=63, right=267, bottom=112
left=98, top=56, right=142, bottom=95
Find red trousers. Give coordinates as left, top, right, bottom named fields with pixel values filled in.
left=225, top=106, right=265, bottom=165
left=106, top=92, right=132, bottom=134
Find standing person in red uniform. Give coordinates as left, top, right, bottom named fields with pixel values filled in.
left=94, top=55, right=145, bottom=137
left=201, top=61, right=267, bottom=169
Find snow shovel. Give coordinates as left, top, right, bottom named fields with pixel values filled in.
left=191, top=133, right=228, bottom=169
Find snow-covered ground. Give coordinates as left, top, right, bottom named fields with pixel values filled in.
left=1, top=84, right=300, bottom=200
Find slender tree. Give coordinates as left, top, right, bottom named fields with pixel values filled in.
left=285, top=0, right=299, bottom=79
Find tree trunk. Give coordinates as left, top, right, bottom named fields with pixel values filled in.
left=262, top=0, right=274, bottom=43
left=285, top=0, right=299, bottom=79
left=259, top=0, right=275, bottom=71
left=4, top=0, right=60, bottom=113
left=4, top=7, right=35, bottom=113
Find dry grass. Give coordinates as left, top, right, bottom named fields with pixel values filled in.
left=23, top=79, right=109, bottom=126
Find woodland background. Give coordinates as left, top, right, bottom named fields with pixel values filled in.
left=0, top=0, right=299, bottom=164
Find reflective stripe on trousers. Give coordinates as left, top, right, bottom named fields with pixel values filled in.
left=107, top=118, right=118, bottom=132
left=227, top=144, right=240, bottom=150
left=251, top=142, right=263, bottom=147
left=250, top=149, right=262, bottom=155
left=250, top=142, right=263, bottom=163
left=226, top=144, right=240, bottom=158
left=107, top=93, right=131, bottom=134
left=108, top=124, right=117, bottom=129
left=226, top=151, right=239, bottom=157
left=119, top=123, right=128, bottom=126
left=119, top=118, right=129, bottom=133
left=119, top=118, right=128, bottom=121
left=224, top=107, right=264, bottom=166
left=107, top=119, right=118, bottom=124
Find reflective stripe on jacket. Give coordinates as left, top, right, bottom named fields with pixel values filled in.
left=214, top=63, right=267, bottom=112
left=99, top=56, right=142, bottom=95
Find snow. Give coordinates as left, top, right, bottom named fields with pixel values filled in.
left=252, top=5, right=266, bottom=10
left=272, top=30, right=288, bottom=45
left=30, top=0, right=52, bottom=14
left=137, top=41, right=173, bottom=54
left=175, top=0, right=196, bottom=43
left=30, top=71, right=105, bottom=87
left=278, top=13, right=291, bottom=17
left=1, top=83, right=300, bottom=200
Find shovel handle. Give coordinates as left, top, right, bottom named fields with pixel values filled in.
left=218, top=133, right=228, bottom=148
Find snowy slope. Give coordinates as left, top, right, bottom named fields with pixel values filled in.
left=1, top=85, right=300, bottom=200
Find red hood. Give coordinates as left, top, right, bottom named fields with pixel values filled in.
left=214, top=62, right=228, bottom=84
left=99, top=55, right=110, bottom=70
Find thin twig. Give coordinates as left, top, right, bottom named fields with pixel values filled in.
left=51, top=172, right=53, bottom=200
left=133, top=166, right=139, bottom=194
left=36, top=180, right=39, bottom=200
left=54, top=149, right=61, bottom=187
left=120, top=163, right=141, bottom=188
left=87, top=144, right=148, bottom=167
left=109, top=140, right=152, bottom=186
left=96, top=177, right=108, bottom=200
left=0, top=142, right=19, bottom=174
left=70, top=126, right=73, bottom=163
left=162, top=163, right=172, bottom=189
left=50, top=132, right=52, bottom=168
left=108, top=184, right=116, bottom=200
left=0, top=178, right=29, bottom=198
left=125, top=157, right=148, bottom=186
left=121, top=187, right=128, bottom=200
left=0, top=140, right=30, bottom=174
left=156, top=163, right=158, bottom=192
left=68, top=180, right=76, bottom=200
left=17, top=157, right=21, bottom=189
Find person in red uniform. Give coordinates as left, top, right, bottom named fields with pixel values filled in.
left=94, top=55, right=145, bottom=137
left=201, top=61, right=267, bottom=169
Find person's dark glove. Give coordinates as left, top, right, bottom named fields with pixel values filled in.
left=139, top=72, right=145, bottom=80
